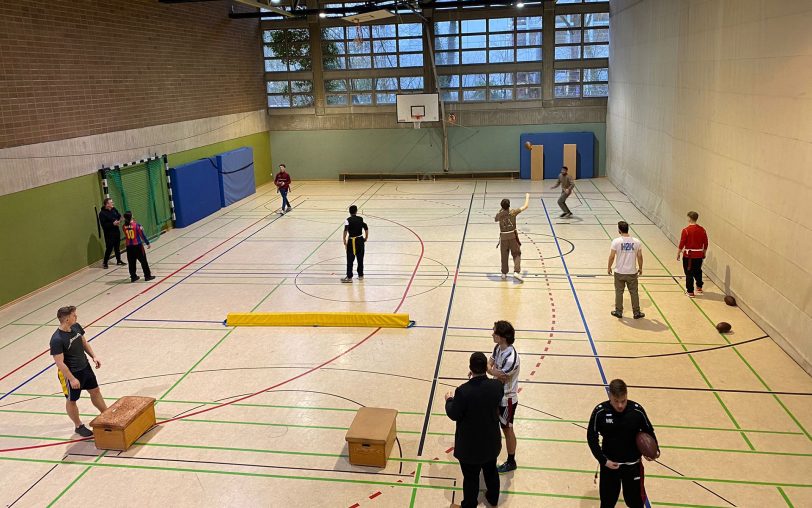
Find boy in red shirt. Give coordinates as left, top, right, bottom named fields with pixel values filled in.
left=677, top=211, right=708, bottom=297
left=274, top=164, right=292, bottom=214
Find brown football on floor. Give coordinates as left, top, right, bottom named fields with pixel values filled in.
left=724, top=295, right=737, bottom=306
left=636, top=432, right=659, bottom=460
left=716, top=321, right=732, bottom=333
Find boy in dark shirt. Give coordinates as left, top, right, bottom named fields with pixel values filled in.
left=587, top=379, right=659, bottom=508
left=274, top=164, right=292, bottom=214
left=50, top=306, right=108, bottom=437
left=98, top=198, right=126, bottom=269
left=341, top=205, right=368, bottom=283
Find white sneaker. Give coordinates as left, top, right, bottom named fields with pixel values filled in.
left=500, top=274, right=507, bottom=280
left=514, top=272, right=524, bottom=283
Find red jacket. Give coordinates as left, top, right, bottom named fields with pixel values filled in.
left=679, top=224, right=708, bottom=258
left=274, top=171, right=291, bottom=190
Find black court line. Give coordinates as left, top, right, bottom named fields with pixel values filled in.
left=437, top=378, right=812, bottom=397
left=443, top=335, right=769, bottom=360
left=416, top=193, right=475, bottom=457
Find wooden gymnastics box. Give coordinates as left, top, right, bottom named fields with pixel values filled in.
left=345, top=407, right=398, bottom=468
left=90, top=396, right=156, bottom=451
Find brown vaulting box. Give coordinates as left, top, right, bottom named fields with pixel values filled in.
left=90, top=396, right=157, bottom=451
left=345, top=407, right=398, bottom=467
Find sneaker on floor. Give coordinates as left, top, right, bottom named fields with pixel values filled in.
left=116, top=261, right=126, bottom=266
left=513, top=272, right=524, bottom=283
left=611, top=310, right=623, bottom=318
left=687, top=292, right=695, bottom=298
left=497, top=460, right=517, bottom=474
left=75, top=424, right=93, bottom=437
left=500, top=274, right=507, bottom=280
left=144, top=275, right=156, bottom=282
left=102, top=264, right=108, bottom=269
left=696, top=287, right=703, bottom=294
left=559, top=213, right=568, bottom=218
left=358, top=276, right=364, bottom=281
left=286, top=207, right=292, bottom=212
left=131, top=276, right=140, bottom=282
left=340, top=277, right=352, bottom=283
left=633, top=312, right=645, bottom=319
left=564, top=212, right=573, bottom=218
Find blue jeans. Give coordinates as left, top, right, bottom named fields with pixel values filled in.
left=280, top=188, right=290, bottom=210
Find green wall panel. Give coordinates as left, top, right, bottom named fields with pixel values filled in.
left=268, top=123, right=605, bottom=179
left=0, top=131, right=272, bottom=307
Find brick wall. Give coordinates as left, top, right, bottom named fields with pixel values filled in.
left=0, top=0, right=266, bottom=148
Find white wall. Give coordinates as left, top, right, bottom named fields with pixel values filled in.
left=607, top=0, right=812, bottom=371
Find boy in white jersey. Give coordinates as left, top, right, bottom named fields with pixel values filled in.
left=607, top=221, right=645, bottom=319
left=488, top=320, right=520, bottom=473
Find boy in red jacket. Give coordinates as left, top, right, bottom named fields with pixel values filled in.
left=274, top=164, right=292, bottom=214
left=677, top=211, right=708, bottom=297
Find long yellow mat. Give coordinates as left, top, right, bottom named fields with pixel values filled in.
left=226, top=312, right=413, bottom=328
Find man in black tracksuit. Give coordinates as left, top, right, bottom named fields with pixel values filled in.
left=587, top=379, right=659, bottom=508
left=445, top=352, right=504, bottom=508
left=98, top=198, right=125, bottom=269
left=341, top=205, right=368, bottom=283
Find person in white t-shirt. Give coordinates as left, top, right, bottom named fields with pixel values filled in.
left=607, top=221, right=645, bottom=319
left=488, top=320, right=520, bottom=474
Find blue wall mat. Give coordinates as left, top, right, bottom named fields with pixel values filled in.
left=169, top=159, right=221, bottom=228
left=215, top=147, right=255, bottom=207
left=519, top=132, right=596, bottom=180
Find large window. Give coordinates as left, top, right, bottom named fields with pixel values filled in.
left=325, top=76, right=425, bottom=106
left=554, top=11, right=609, bottom=97
left=435, top=16, right=542, bottom=66
left=322, top=23, right=423, bottom=70
left=263, top=28, right=315, bottom=108
left=439, top=71, right=541, bottom=103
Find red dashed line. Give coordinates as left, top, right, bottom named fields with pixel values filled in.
left=349, top=504, right=360, bottom=508
left=530, top=370, right=536, bottom=376
left=445, top=446, right=455, bottom=454
left=369, top=492, right=382, bottom=500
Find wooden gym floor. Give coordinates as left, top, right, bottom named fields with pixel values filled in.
left=0, top=178, right=810, bottom=507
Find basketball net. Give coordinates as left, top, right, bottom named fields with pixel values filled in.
left=412, top=115, right=423, bottom=129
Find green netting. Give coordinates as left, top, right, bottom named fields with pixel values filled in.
left=106, top=159, right=171, bottom=241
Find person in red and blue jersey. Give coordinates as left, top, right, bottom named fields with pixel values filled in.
left=122, top=211, right=155, bottom=283
left=274, top=164, right=292, bottom=214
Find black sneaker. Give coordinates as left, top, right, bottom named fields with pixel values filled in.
left=497, top=460, right=517, bottom=474
left=102, top=264, right=108, bottom=269
left=131, top=276, right=141, bottom=282
left=633, top=312, right=645, bottom=319
left=559, top=213, right=567, bottom=218
left=340, top=277, right=352, bottom=283
left=611, top=310, right=623, bottom=318
left=144, top=275, right=156, bottom=281
left=116, top=261, right=126, bottom=266
left=75, top=424, right=93, bottom=437
left=564, top=212, right=573, bottom=218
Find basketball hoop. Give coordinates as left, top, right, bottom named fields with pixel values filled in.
left=412, top=115, right=424, bottom=129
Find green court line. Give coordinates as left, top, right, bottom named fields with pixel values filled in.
left=46, top=450, right=107, bottom=507
left=626, top=216, right=812, bottom=445
left=777, top=486, right=795, bottom=507
left=642, top=284, right=755, bottom=450
left=408, top=463, right=422, bottom=508
left=157, top=329, right=237, bottom=401
left=1, top=394, right=803, bottom=436
left=0, top=444, right=807, bottom=493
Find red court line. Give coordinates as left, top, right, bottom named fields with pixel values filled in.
left=0, top=215, right=273, bottom=385
left=369, top=491, right=382, bottom=499
left=0, top=214, right=425, bottom=454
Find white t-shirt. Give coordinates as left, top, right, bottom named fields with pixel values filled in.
left=491, top=344, right=520, bottom=404
left=610, top=236, right=642, bottom=274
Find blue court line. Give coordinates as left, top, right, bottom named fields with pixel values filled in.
left=541, top=199, right=653, bottom=508
left=411, top=325, right=585, bottom=334
left=0, top=201, right=299, bottom=402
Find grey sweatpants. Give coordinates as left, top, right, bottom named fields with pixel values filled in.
left=614, top=272, right=641, bottom=314
left=500, top=237, right=521, bottom=274
left=558, top=190, right=572, bottom=215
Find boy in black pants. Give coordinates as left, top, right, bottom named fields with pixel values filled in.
left=587, top=379, right=659, bottom=507
left=341, top=205, right=368, bottom=283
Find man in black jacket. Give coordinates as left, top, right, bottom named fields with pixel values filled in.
left=587, top=379, right=659, bottom=508
left=445, top=352, right=505, bottom=507
left=98, top=198, right=125, bottom=269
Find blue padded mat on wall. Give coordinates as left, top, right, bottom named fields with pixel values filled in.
left=216, top=147, right=255, bottom=207
left=169, top=160, right=221, bottom=228
left=519, top=132, right=596, bottom=179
